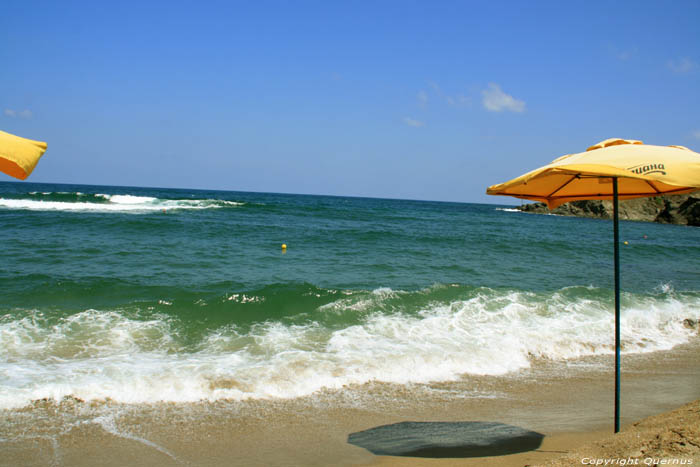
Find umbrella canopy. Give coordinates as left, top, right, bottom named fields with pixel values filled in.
left=486, top=138, right=700, bottom=434
left=487, top=138, right=700, bottom=208
left=0, top=130, right=48, bottom=180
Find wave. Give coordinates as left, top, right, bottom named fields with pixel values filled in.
left=1, top=285, right=697, bottom=409
left=495, top=207, right=522, bottom=213
left=0, top=191, right=244, bottom=213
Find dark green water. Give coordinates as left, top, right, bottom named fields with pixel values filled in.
left=0, top=181, right=698, bottom=407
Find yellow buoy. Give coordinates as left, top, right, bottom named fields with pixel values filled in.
left=281, top=244, right=287, bottom=250
left=623, top=241, right=629, bottom=245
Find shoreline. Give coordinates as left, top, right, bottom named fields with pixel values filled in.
left=1, top=340, right=699, bottom=466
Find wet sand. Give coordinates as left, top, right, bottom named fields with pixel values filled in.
left=1, top=340, right=699, bottom=467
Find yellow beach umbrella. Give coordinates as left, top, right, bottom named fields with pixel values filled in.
left=0, top=130, right=48, bottom=180
left=486, top=138, right=700, bottom=433
left=487, top=138, right=700, bottom=208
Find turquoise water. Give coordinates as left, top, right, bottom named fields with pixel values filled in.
left=1, top=181, right=698, bottom=407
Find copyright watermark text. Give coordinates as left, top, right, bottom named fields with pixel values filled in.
left=581, top=458, right=694, bottom=466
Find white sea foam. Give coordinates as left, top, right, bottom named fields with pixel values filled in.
left=91, top=415, right=182, bottom=462
left=0, top=193, right=244, bottom=213
left=495, top=208, right=522, bottom=213
left=0, top=290, right=697, bottom=409
left=97, top=194, right=157, bottom=204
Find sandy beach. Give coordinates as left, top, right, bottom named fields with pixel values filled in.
left=2, top=338, right=698, bottom=467
left=372, top=401, right=700, bottom=467
left=4, top=1, right=700, bottom=466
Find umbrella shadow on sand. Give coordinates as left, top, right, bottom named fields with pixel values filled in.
left=348, top=421, right=544, bottom=458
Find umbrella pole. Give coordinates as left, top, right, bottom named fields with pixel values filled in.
left=613, top=177, right=621, bottom=433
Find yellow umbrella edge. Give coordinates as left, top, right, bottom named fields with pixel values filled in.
left=0, top=130, right=48, bottom=180
left=486, top=164, right=656, bottom=196
left=488, top=187, right=698, bottom=210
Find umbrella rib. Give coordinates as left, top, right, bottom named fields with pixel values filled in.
left=546, top=174, right=579, bottom=198
left=644, top=180, right=661, bottom=194
left=545, top=186, right=694, bottom=199
left=495, top=187, right=694, bottom=203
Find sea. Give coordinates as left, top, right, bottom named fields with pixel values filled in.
left=1, top=181, right=699, bottom=410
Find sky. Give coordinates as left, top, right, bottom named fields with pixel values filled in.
left=2, top=0, right=699, bottom=203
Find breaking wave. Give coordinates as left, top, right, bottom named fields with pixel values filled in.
left=1, top=285, right=697, bottom=409
left=0, top=191, right=244, bottom=212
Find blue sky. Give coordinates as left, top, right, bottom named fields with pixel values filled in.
left=2, top=0, right=699, bottom=203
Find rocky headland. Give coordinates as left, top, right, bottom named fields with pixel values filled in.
left=517, top=193, right=699, bottom=226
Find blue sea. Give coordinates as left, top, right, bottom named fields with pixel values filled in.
left=1, top=181, right=698, bottom=408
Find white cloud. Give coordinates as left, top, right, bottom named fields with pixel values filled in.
left=403, top=117, right=425, bottom=127
left=616, top=50, right=632, bottom=61
left=4, top=108, right=33, bottom=119
left=446, top=94, right=470, bottom=107
left=428, top=81, right=441, bottom=94
left=668, top=57, right=697, bottom=74
left=692, top=129, right=700, bottom=140
left=425, top=82, right=470, bottom=108
left=481, top=83, right=525, bottom=113
left=417, top=90, right=428, bottom=107
left=607, top=44, right=637, bottom=62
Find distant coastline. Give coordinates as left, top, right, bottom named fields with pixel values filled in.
left=517, top=193, right=699, bottom=226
